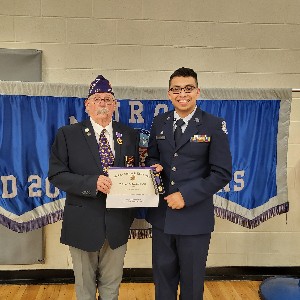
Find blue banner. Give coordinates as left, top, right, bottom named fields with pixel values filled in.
left=0, top=94, right=289, bottom=232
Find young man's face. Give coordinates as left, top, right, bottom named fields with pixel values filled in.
left=168, top=76, right=200, bottom=117
left=85, top=92, right=116, bottom=123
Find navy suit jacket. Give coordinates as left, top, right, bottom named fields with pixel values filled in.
left=48, top=119, right=140, bottom=251
left=146, top=108, right=232, bottom=235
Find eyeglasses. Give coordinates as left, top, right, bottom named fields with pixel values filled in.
left=169, top=85, right=196, bottom=94
left=92, top=97, right=114, bottom=105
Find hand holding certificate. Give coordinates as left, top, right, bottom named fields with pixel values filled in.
left=106, top=167, right=161, bottom=208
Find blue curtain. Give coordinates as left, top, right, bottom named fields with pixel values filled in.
left=0, top=95, right=287, bottom=232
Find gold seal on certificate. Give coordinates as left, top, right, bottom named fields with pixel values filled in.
left=106, top=167, right=160, bottom=208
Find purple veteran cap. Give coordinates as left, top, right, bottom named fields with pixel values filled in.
left=88, top=75, right=114, bottom=98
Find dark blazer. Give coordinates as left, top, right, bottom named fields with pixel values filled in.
left=48, top=119, right=140, bottom=252
left=146, top=107, right=232, bottom=235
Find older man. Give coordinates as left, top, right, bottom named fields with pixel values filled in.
left=48, top=75, right=139, bottom=300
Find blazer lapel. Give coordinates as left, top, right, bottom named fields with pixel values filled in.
left=163, top=112, right=175, bottom=148
left=81, top=119, right=102, bottom=170
left=112, top=121, right=122, bottom=166
left=175, top=108, right=203, bottom=150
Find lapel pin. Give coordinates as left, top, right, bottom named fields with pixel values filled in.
left=116, top=132, right=123, bottom=144
left=85, top=128, right=91, bottom=136
left=195, top=118, right=199, bottom=123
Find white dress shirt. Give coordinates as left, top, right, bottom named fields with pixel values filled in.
left=173, top=106, right=197, bottom=133
left=90, top=118, right=115, bottom=156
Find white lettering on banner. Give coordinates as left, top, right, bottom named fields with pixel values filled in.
left=28, top=175, right=42, bottom=197
left=219, top=170, right=245, bottom=193
left=114, top=102, right=120, bottom=122
left=223, top=182, right=230, bottom=192
left=1, top=175, right=60, bottom=199
left=45, top=177, right=60, bottom=198
left=69, top=116, right=78, bottom=124
left=129, top=101, right=144, bottom=123
left=28, top=176, right=60, bottom=199
left=69, top=102, right=169, bottom=125
left=1, top=171, right=245, bottom=198
left=1, top=175, right=17, bottom=198
left=234, top=170, right=245, bottom=192
left=154, top=104, right=169, bottom=117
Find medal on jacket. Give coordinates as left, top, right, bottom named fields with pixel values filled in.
left=125, top=156, right=134, bottom=167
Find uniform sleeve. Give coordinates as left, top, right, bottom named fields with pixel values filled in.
left=145, top=117, right=161, bottom=167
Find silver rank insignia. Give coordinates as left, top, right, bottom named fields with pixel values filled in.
left=222, top=121, right=228, bottom=134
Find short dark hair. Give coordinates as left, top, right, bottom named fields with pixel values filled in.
left=169, top=67, right=198, bottom=87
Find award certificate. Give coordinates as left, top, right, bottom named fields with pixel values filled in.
left=106, top=167, right=159, bottom=208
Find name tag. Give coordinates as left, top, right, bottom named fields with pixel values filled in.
left=156, top=135, right=166, bottom=140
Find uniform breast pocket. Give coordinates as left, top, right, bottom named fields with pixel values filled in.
left=188, top=141, right=210, bottom=157
left=157, top=139, right=168, bottom=151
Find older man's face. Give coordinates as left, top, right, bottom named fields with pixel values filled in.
left=85, top=92, right=116, bottom=123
